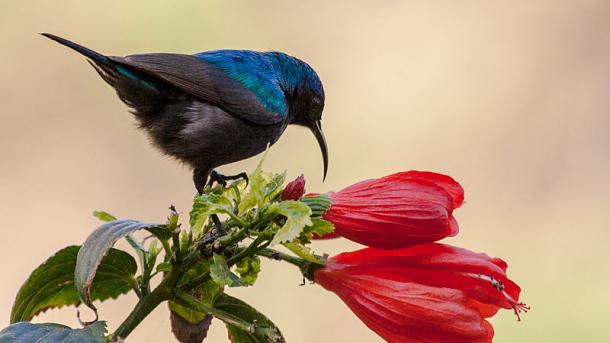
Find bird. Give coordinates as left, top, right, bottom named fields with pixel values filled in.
left=41, top=33, right=328, bottom=194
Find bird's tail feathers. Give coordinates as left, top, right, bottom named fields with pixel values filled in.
left=40, top=33, right=111, bottom=67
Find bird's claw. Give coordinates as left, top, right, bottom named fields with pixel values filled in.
left=207, top=170, right=249, bottom=188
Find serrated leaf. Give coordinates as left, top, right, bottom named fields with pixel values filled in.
left=235, top=257, right=261, bottom=286
left=308, top=218, right=334, bottom=236
left=76, top=220, right=164, bottom=310
left=283, top=242, right=323, bottom=264
left=214, top=294, right=284, bottom=343
left=210, top=254, right=247, bottom=287
left=300, top=218, right=335, bottom=243
left=190, top=193, right=234, bottom=236
left=269, top=201, right=313, bottom=246
left=0, top=321, right=107, bottom=343
left=10, top=246, right=136, bottom=323
left=238, top=160, right=266, bottom=215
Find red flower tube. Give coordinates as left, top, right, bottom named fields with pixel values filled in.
left=314, top=243, right=528, bottom=343
left=307, top=171, right=464, bottom=249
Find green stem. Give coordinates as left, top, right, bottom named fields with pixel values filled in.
left=224, top=211, right=248, bottom=228
left=181, top=239, right=267, bottom=292
left=218, top=225, right=249, bottom=247
left=226, top=237, right=266, bottom=265
left=180, top=273, right=211, bottom=293
left=257, top=248, right=308, bottom=269
left=161, top=239, right=173, bottom=260
left=111, top=269, right=182, bottom=340
left=171, top=231, right=182, bottom=263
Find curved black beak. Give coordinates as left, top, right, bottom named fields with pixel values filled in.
left=311, top=120, right=329, bottom=181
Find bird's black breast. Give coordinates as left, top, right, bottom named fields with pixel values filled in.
left=141, top=98, right=287, bottom=172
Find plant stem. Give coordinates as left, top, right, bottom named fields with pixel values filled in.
left=257, top=248, right=308, bottom=269
left=161, top=239, right=173, bottom=260
left=111, top=269, right=181, bottom=340
left=226, top=237, right=266, bottom=265
left=180, top=239, right=267, bottom=292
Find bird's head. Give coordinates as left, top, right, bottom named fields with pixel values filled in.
left=271, top=53, right=328, bottom=180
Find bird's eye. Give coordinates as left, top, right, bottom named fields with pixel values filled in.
left=311, top=97, right=321, bottom=108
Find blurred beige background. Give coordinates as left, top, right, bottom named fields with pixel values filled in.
left=1, top=1, right=609, bottom=342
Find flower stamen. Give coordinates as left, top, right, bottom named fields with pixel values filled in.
left=464, top=273, right=530, bottom=321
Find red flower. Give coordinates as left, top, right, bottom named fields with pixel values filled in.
left=310, top=171, right=464, bottom=249
left=314, top=243, right=528, bottom=343
left=281, top=174, right=306, bottom=201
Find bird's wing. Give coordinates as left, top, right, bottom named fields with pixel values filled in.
left=109, top=53, right=285, bottom=125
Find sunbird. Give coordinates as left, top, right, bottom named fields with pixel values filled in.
left=41, top=33, right=328, bottom=193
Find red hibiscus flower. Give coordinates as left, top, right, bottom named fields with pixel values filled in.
left=307, top=171, right=464, bottom=249
left=314, top=243, right=528, bottom=343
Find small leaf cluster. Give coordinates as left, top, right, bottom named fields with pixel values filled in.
left=2, top=160, right=334, bottom=343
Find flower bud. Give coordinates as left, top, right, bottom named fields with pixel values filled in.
left=281, top=174, right=306, bottom=201
left=309, top=171, right=464, bottom=249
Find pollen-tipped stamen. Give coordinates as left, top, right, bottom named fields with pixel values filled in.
left=463, top=273, right=530, bottom=321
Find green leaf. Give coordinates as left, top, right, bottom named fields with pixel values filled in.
left=268, top=201, right=313, bottom=246
left=94, top=211, right=150, bottom=274
left=283, top=242, right=323, bottom=264
left=263, top=172, right=286, bottom=199
left=238, top=160, right=266, bottom=215
left=75, top=219, right=163, bottom=310
left=92, top=210, right=116, bottom=222
left=308, top=218, right=334, bottom=236
left=214, top=294, right=284, bottom=343
left=169, top=261, right=220, bottom=324
left=235, top=256, right=261, bottom=286
left=10, top=246, right=136, bottom=323
left=300, top=217, right=335, bottom=244
left=210, top=254, right=247, bottom=287
left=190, top=193, right=234, bottom=236
left=0, top=321, right=107, bottom=343
left=156, top=262, right=172, bottom=273
left=169, top=279, right=219, bottom=324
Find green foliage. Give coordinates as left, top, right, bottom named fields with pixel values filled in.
left=214, top=294, right=284, bottom=343
left=269, top=201, right=313, bottom=246
left=238, top=159, right=267, bottom=214
left=92, top=210, right=116, bottom=222
left=10, top=246, right=136, bottom=323
left=0, top=321, right=107, bottom=343
left=190, top=192, right=234, bottom=236
left=6, top=160, right=329, bottom=341
left=169, top=261, right=221, bottom=324
left=210, top=254, right=247, bottom=287
left=235, top=256, right=261, bottom=285
left=263, top=172, right=286, bottom=200
left=75, top=219, right=165, bottom=310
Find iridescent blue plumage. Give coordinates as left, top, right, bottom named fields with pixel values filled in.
left=194, top=50, right=287, bottom=116
left=41, top=33, right=328, bottom=193
left=194, top=50, right=324, bottom=124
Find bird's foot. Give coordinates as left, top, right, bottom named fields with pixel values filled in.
left=207, top=170, right=249, bottom=188
left=197, top=214, right=227, bottom=255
